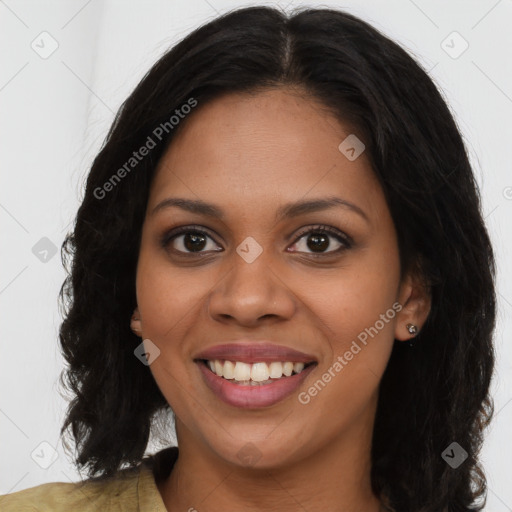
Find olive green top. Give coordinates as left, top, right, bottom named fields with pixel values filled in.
left=0, top=446, right=178, bottom=511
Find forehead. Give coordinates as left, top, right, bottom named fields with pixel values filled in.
left=148, top=88, right=383, bottom=222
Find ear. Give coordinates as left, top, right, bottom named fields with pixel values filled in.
left=130, top=306, right=142, bottom=337
left=394, top=270, right=431, bottom=341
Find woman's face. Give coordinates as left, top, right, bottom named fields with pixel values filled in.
left=133, top=87, right=426, bottom=469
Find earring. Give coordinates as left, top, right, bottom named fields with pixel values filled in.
left=405, top=324, right=419, bottom=348
left=406, top=323, right=418, bottom=335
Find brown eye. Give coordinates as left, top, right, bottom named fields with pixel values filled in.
left=161, top=227, right=222, bottom=254
left=180, top=232, right=208, bottom=252
left=289, top=225, right=351, bottom=255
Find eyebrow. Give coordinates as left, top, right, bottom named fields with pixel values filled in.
left=150, top=196, right=369, bottom=222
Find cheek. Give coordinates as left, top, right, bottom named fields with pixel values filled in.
left=309, top=286, right=398, bottom=372
left=135, top=255, right=198, bottom=409
left=296, top=269, right=399, bottom=428
left=297, top=249, right=400, bottom=362
left=135, top=252, right=210, bottom=339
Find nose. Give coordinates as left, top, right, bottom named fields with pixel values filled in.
left=207, top=251, right=296, bottom=327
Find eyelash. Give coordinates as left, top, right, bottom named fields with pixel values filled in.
left=160, top=224, right=353, bottom=258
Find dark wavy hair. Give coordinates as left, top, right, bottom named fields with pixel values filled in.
left=58, top=6, right=496, bottom=511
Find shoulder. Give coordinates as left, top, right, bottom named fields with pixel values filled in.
left=0, top=447, right=179, bottom=512
left=0, top=465, right=142, bottom=512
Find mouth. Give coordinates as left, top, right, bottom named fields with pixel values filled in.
left=193, top=341, right=318, bottom=408
left=194, top=357, right=317, bottom=408
left=197, top=359, right=316, bottom=386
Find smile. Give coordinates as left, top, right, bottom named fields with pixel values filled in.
left=202, top=359, right=313, bottom=385
left=195, top=359, right=317, bottom=408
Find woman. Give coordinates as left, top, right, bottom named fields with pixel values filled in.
left=0, top=5, right=496, bottom=511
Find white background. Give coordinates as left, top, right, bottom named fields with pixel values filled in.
left=1, top=0, right=511, bottom=509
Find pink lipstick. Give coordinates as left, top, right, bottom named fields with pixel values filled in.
left=194, top=341, right=317, bottom=408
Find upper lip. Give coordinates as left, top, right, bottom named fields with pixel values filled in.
left=194, top=341, right=317, bottom=364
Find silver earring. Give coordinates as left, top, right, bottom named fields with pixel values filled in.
left=406, top=323, right=418, bottom=336
left=406, top=324, right=419, bottom=348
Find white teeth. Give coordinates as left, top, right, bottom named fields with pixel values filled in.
left=214, top=360, right=223, bottom=377
left=293, top=362, right=305, bottom=374
left=223, top=360, right=235, bottom=379
left=282, top=362, right=293, bottom=377
left=251, top=362, right=269, bottom=382
left=234, top=361, right=251, bottom=381
left=269, top=362, right=283, bottom=379
left=204, top=359, right=310, bottom=382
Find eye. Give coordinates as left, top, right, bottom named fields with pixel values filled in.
left=160, top=224, right=352, bottom=257
left=160, top=226, right=222, bottom=255
left=289, top=225, right=352, bottom=255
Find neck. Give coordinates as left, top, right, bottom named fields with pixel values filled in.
left=157, top=404, right=382, bottom=512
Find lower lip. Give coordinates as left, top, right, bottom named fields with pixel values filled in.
left=196, top=361, right=316, bottom=408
